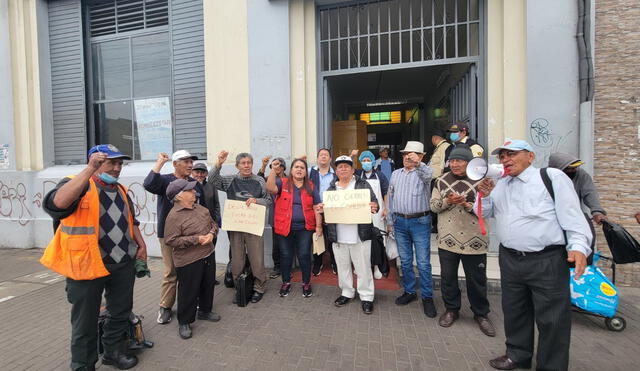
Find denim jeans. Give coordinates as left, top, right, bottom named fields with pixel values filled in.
left=393, top=214, right=433, bottom=298
left=277, top=229, right=313, bottom=284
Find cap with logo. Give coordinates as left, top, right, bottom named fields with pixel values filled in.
left=490, top=139, right=535, bottom=155
left=447, top=122, right=470, bottom=132
left=87, top=144, right=131, bottom=160
left=172, top=150, right=198, bottom=162
left=166, top=178, right=198, bottom=200
left=192, top=163, right=208, bottom=172
left=334, top=155, right=354, bottom=166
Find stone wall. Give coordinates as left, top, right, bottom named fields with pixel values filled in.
left=594, top=0, right=640, bottom=286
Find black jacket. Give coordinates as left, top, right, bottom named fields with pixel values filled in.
left=324, top=177, right=378, bottom=244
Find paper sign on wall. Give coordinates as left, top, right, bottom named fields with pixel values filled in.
left=134, top=97, right=173, bottom=160
left=322, top=189, right=371, bottom=224
left=0, top=144, right=9, bottom=169
left=222, top=200, right=266, bottom=236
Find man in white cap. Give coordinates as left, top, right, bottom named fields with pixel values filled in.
left=144, top=150, right=205, bottom=325
left=385, top=141, right=437, bottom=318
left=475, top=139, right=592, bottom=371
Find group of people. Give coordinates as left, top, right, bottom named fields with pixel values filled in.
left=41, top=118, right=617, bottom=371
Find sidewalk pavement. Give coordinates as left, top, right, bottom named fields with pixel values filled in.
left=0, top=248, right=639, bottom=371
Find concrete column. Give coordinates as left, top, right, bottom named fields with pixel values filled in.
left=486, top=0, right=527, bottom=153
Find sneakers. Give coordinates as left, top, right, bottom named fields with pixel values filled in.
left=279, top=283, right=292, bottom=297
left=331, top=263, right=338, bottom=275
left=302, top=283, right=313, bottom=298
left=395, top=292, right=417, bottom=305
left=157, top=307, right=172, bottom=324
left=422, top=297, right=437, bottom=318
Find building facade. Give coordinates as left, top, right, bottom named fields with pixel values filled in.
left=1, top=0, right=637, bottom=285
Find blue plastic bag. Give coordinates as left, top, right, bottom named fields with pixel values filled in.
left=570, top=255, right=618, bottom=318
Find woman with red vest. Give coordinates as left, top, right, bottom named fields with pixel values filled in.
left=266, top=158, right=322, bottom=298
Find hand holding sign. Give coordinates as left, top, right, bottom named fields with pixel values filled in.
left=322, top=189, right=372, bottom=224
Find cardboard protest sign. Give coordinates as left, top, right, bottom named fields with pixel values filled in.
left=221, top=200, right=266, bottom=236
left=313, top=233, right=325, bottom=255
left=322, top=189, right=371, bottom=224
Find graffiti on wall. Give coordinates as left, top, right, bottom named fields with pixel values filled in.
left=528, top=118, right=574, bottom=167
left=0, top=178, right=158, bottom=237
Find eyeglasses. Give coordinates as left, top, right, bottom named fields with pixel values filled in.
left=498, top=150, right=524, bottom=160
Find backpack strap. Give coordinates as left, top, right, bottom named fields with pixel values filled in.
left=540, top=167, right=555, bottom=202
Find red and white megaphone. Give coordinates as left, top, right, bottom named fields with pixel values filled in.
left=466, top=158, right=508, bottom=235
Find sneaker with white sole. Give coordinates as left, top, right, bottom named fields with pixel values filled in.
left=279, top=283, right=292, bottom=297
left=302, top=283, right=313, bottom=297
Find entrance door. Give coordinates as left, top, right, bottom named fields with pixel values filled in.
left=317, top=0, right=485, bottom=149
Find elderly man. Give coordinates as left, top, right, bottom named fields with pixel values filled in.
left=42, top=144, right=145, bottom=370
left=144, top=150, right=204, bottom=325
left=476, top=139, right=592, bottom=371
left=386, top=141, right=437, bottom=318
left=209, top=151, right=272, bottom=302
left=317, top=155, right=379, bottom=314
left=430, top=146, right=494, bottom=336
left=192, top=162, right=221, bottom=284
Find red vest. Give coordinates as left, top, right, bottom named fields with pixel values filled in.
left=274, top=178, right=316, bottom=237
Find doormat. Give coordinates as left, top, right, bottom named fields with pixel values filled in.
left=290, top=264, right=401, bottom=291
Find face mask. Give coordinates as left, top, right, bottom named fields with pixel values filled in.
left=362, top=162, right=373, bottom=171
left=99, top=172, right=118, bottom=184
left=449, top=132, right=460, bottom=142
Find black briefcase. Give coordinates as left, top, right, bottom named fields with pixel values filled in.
left=224, top=261, right=234, bottom=288
left=235, top=266, right=254, bottom=307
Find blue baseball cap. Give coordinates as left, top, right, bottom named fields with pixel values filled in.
left=491, top=139, right=535, bottom=155
left=87, top=144, right=132, bottom=160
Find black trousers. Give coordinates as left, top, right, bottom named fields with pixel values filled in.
left=438, top=249, right=489, bottom=316
left=175, top=254, right=216, bottom=325
left=313, top=223, right=336, bottom=269
left=66, top=262, right=135, bottom=371
left=271, top=228, right=281, bottom=270
left=499, top=245, right=571, bottom=371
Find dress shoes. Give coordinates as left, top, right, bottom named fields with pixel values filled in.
left=361, top=301, right=374, bottom=314
left=251, top=291, right=264, bottom=303
left=178, top=324, right=192, bottom=339
left=438, top=310, right=459, bottom=327
left=334, top=295, right=351, bottom=307
left=102, top=350, right=138, bottom=370
left=475, top=315, right=496, bottom=337
left=488, top=355, right=531, bottom=370
left=197, top=311, right=221, bottom=322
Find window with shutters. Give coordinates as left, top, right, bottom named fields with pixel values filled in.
left=88, top=0, right=172, bottom=160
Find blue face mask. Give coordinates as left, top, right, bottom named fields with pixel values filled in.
left=362, top=162, right=373, bottom=171
left=99, top=172, right=118, bottom=184
left=450, top=132, right=460, bottom=142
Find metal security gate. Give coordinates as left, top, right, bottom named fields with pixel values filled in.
left=316, top=0, right=485, bottom=148
left=318, top=0, right=481, bottom=75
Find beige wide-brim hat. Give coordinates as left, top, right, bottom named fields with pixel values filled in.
left=399, top=141, right=425, bottom=154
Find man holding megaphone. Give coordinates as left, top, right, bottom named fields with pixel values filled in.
left=473, top=139, right=592, bottom=371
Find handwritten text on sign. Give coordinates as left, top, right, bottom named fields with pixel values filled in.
left=322, top=189, right=371, bottom=224
left=222, top=200, right=266, bottom=236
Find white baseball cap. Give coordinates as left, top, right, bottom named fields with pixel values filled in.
left=172, top=150, right=198, bottom=162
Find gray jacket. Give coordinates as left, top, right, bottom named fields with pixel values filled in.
left=548, top=152, right=606, bottom=216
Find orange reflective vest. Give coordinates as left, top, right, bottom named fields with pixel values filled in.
left=40, top=177, right=134, bottom=280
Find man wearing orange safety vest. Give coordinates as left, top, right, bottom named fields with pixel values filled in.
left=41, top=144, right=147, bottom=371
